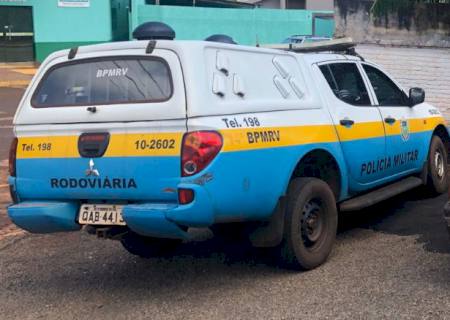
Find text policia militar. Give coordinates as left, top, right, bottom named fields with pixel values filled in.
left=361, top=150, right=419, bottom=176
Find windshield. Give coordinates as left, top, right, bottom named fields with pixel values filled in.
left=32, top=56, right=173, bottom=108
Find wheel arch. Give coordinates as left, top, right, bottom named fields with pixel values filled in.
left=287, top=148, right=346, bottom=201
left=432, top=124, right=450, bottom=162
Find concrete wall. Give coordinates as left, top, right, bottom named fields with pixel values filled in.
left=335, top=0, right=450, bottom=47
left=131, top=2, right=334, bottom=45
left=306, top=0, right=333, bottom=10
left=0, top=0, right=113, bottom=61
left=287, top=0, right=305, bottom=9
left=258, top=0, right=305, bottom=10
left=259, top=0, right=333, bottom=10
left=359, top=44, right=450, bottom=118
left=258, top=0, right=281, bottom=9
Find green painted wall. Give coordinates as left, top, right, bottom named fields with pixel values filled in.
left=34, top=41, right=107, bottom=62
left=314, top=17, right=335, bottom=37
left=131, top=2, right=334, bottom=45
left=1, top=0, right=335, bottom=61
left=0, top=0, right=113, bottom=61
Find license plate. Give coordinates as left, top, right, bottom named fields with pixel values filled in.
left=78, top=204, right=126, bottom=226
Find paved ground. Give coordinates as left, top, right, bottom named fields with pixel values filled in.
left=0, top=88, right=449, bottom=319
left=0, top=87, right=23, bottom=231
left=0, top=192, right=449, bottom=320
left=0, top=64, right=36, bottom=88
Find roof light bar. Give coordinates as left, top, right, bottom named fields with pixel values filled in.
left=263, top=37, right=356, bottom=54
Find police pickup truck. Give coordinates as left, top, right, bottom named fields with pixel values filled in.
left=7, top=23, right=449, bottom=270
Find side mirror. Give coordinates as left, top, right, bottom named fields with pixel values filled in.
left=409, top=87, right=425, bottom=107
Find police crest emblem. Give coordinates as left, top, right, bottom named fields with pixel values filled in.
left=400, top=120, right=410, bottom=142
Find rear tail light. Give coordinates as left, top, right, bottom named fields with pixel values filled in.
left=9, top=138, right=18, bottom=177
left=178, top=188, right=194, bottom=205
left=181, top=131, right=223, bottom=177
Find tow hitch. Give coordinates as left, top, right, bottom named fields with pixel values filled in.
left=84, top=225, right=128, bottom=240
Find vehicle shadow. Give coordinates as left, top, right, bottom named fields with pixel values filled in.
left=338, top=186, right=449, bottom=254
left=156, top=230, right=290, bottom=271
left=113, top=184, right=450, bottom=271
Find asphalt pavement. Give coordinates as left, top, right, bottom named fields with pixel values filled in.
left=0, top=87, right=23, bottom=231
left=0, top=88, right=449, bottom=319
left=0, top=87, right=22, bottom=159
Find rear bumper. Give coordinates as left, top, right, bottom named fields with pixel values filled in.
left=444, top=201, right=450, bottom=238
left=8, top=202, right=82, bottom=233
left=7, top=185, right=215, bottom=239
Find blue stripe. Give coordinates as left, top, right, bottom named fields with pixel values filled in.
left=16, top=156, right=181, bottom=201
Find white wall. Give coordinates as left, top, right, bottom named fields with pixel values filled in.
left=258, top=0, right=333, bottom=10
left=359, top=44, right=450, bottom=119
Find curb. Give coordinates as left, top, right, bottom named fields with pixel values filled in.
left=0, top=80, right=30, bottom=88
left=0, top=64, right=37, bottom=69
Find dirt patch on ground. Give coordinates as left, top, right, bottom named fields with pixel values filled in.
left=1, top=159, right=10, bottom=205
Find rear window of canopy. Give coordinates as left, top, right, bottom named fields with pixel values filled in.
left=31, top=56, right=173, bottom=108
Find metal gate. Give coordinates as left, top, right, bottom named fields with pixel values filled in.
left=111, top=0, right=130, bottom=41
left=0, top=6, right=35, bottom=62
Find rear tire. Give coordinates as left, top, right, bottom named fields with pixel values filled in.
left=120, top=232, right=181, bottom=258
left=426, top=135, right=448, bottom=194
left=280, top=178, right=337, bottom=270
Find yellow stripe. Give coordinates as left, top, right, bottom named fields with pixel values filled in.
left=17, top=133, right=183, bottom=159
left=383, top=116, right=445, bottom=136
left=105, top=133, right=182, bottom=157
left=17, top=136, right=79, bottom=159
left=221, top=124, right=338, bottom=152
left=423, top=116, right=446, bottom=131
left=221, top=116, right=446, bottom=152
left=16, top=117, right=446, bottom=159
left=335, top=121, right=384, bottom=142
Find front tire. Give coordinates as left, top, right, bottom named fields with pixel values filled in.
left=280, top=178, right=338, bottom=270
left=120, top=232, right=181, bottom=258
left=426, top=135, right=448, bottom=194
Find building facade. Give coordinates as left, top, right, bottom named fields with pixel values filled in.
left=0, top=0, right=333, bottom=62
left=0, top=0, right=129, bottom=62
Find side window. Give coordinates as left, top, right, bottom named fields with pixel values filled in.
left=319, top=64, right=338, bottom=92
left=363, top=65, right=409, bottom=107
left=319, top=63, right=371, bottom=106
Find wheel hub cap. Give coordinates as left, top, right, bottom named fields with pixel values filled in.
left=434, top=150, right=445, bottom=179
left=301, top=201, right=323, bottom=244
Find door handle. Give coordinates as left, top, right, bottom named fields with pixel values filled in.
left=384, top=117, right=396, bottom=125
left=340, top=119, right=355, bottom=127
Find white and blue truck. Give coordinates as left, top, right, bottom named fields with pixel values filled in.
left=7, top=23, right=449, bottom=269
